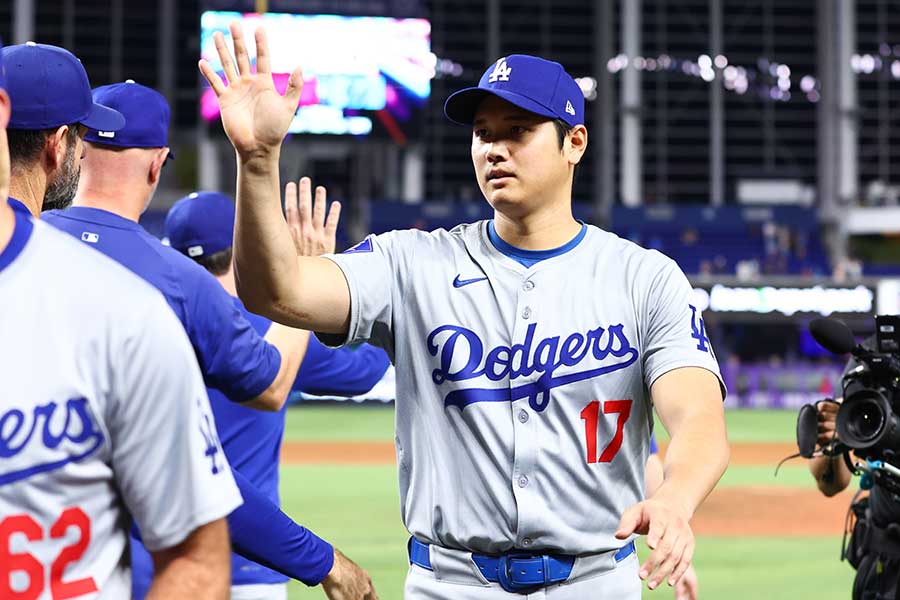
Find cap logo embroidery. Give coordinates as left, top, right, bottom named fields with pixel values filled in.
left=188, top=245, right=204, bottom=257
left=97, top=131, right=115, bottom=138
left=565, top=100, right=576, bottom=116
left=488, top=58, right=512, bottom=83
left=81, top=232, right=99, bottom=244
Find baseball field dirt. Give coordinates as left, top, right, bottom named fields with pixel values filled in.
left=280, top=440, right=854, bottom=536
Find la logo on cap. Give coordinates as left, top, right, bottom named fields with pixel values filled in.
left=488, top=58, right=512, bottom=83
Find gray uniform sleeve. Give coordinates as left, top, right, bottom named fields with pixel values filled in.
left=318, top=233, right=400, bottom=353
left=106, top=295, right=242, bottom=552
left=641, top=256, right=726, bottom=395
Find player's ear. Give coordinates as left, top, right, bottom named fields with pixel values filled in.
left=45, top=125, right=70, bottom=170
left=148, top=147, right=169, bottom=185
left=566, top=124, right=588, bottom=166
left=0, top=89, right=10, bottom=129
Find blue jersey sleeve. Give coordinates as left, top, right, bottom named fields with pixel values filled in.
left=181, top=261, right=281, bottom=402
left=227, top=469, right=334, bottom=586
left=293, top=338, right=391, bottom=397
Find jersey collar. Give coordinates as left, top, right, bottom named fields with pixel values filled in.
left=487, top=220, right=587, bottom=265
left=0, top=206, right=35, bottom=274
left=48, top=206, right=144, bottom=232
left=7, top=197, right=32, bottom=216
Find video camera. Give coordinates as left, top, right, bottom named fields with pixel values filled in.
left=796, top=315, right=900, bottom=493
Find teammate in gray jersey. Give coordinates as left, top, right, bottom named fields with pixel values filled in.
left=200, top=23, right=730, bottom=599
left=0, top=40, right=240, bottom=599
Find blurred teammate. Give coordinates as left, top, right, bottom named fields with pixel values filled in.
left=202, top=25, right=728, bottom=598
left=156, top=188, right=390, bottom=599
left=0, top=40, right=240, bottom=598
left=41, top=81, right=377, bottom=599
left=3, top=42, right=124, bottom=217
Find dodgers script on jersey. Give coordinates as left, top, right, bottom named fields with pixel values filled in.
left=324, top=221, right=724, bottom=555
left=0, top=214, right=242, bottom=598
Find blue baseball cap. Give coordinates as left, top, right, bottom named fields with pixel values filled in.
left=2, top=42, right=124, bottom=131
left=85, top=81, right=172, bottom=156
left=164, top=191, right=235, bottom=258
left=444, top=55, right=584, bottom=128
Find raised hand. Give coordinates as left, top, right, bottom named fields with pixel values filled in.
left=198, top=23, right=302, bottom=158
left=615, top=497, right=695, bottom=592
left=284, top=177, right=342, bottom=256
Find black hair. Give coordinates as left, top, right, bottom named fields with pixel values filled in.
left=8, top=124, right=80, bottom=169
left=552, top=118, right=581, bottom=179
left=193, top=247, right=233, bottom=277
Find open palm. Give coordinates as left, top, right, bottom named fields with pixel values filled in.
left=198, top=23, right=302, bottom=157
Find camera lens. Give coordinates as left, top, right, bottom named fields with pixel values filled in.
left=845, top=399, right=886, bottom=442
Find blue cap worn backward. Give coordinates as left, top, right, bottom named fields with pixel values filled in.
left=444, top=55, right=585, bottom=128
left=164, top=192, right=235, bottom=258
left=85, top=81, right=172, bottom=155
left=2, top=42, right=124, bottom=131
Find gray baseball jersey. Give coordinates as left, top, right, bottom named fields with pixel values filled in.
left=0, top=216, right=241, bottom=598
left=323, top=221, right=723, bottom=556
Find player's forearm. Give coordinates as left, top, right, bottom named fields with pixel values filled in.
left=254, top=324, right=311, bottom=410
left=147, top=519, right=230, bottom=600
left=234, top=154, right=302, bottom=319
left=654, top=414, right=729, bottom=519
left=809, top=454, right=853, bottom=496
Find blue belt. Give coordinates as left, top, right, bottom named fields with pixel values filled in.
left=408, top=538, right=636, bottom=594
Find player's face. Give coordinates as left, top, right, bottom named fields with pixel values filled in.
left=471, top=96, right=571, bottom=216
left=43, top=126, right=86, bottom=212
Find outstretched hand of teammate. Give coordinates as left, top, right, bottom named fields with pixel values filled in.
left=321, top=548, right=379, bottom=600
left=284, top=177, right=341, bottom=256
left=198, top=22, right=301, bottom=159
left=614, top=496, right=695, bottom=592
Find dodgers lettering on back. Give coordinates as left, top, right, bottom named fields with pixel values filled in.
left=324, top=221, right=723, bottom=555
left=0, top=217, right=241, bottom=598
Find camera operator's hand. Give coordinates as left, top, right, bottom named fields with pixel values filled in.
left=809, top=398, right=853, bottom=496
left=816, top=400, right=840, bottom=448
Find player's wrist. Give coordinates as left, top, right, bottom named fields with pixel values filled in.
left=237, top=147, right=281, bottom=171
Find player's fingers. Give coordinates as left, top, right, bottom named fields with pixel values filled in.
left=648, top=535, right=684, bottom=590
left=229, top=22, right=252, bottom=77
left=213, top=31, right=239, bottom=84
left=298, top=177, right=313, bottom=229
left=284, top=66, right=304, bottom=108
left=640, top=529, right=675, bottom=582
left=313, top=186, right=327, bottom=230
left=198, top=60, right=226, bottom=96
left=284, top=182, right=299, bottom=226
left=614, top=504, right=642, bottom=539
left=325, top=201, right=342, bottom=238
left=254, top=27, right=270, bottom=74
left=645, top=511, right=668, bottom=549
left=668, top=541, right=694, bottom=588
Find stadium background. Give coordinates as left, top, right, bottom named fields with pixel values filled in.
left=4, top=0, right=900, bottom=597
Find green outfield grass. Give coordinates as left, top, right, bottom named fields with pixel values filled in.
left=279, top=406, right=856, bottom=599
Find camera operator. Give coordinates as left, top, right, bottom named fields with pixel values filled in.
left=809, top=337, right=900, bottom=600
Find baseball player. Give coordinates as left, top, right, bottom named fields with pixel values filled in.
left=202, top=25, right=729, bottom=598
left=0, top=40, right=241, bottom=598
left=36, top=80, right=376, bottom=599
left=128, top=188, right=390, bottom=600
left=3, top=42, right=124, bottom=217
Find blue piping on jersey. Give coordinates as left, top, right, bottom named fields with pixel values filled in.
left=487, top=220, right=587, bottom=268
left=0, top=206, right=34, bottom=273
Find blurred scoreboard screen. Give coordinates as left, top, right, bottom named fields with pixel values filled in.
left=200, top=11, right=433, bottom=141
